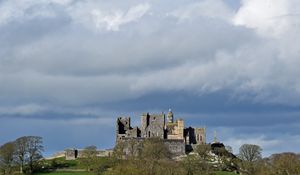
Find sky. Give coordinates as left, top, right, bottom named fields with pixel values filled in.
left=1, top=0, right=300, bottom=157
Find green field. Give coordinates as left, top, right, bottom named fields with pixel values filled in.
left=34, top=171, right=235, bottom=175
left=35, top=157, right=237, bottom=175
left=35, top=172, right=235, bottom=175
left=215, top=171, right=237, bottom=175
left=35, top=172, right=92, bottom=175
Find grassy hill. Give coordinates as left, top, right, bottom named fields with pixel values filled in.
left=35, top=157, right=237, bottom=175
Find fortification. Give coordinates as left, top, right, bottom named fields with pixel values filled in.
left=116, top=109, right=206, bottom=155
left=65, top=148, right=113, bottom=160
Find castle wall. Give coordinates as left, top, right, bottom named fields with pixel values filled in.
left=65, top=149, right=113, bottom=160
left=126, top=126, right=141, bottom=138
left=65, top=149, right=77, bottom=160
left=118, top=137, right=185, bottom=157
left=141, top=113, right=165, bottom=139
left=164, top=139, right=185, bottom=156
left=195, top=128, right=206, bottom=144
left=116, top=111, right=207, bottom=156
left=166, top=119, right=184, bottom=140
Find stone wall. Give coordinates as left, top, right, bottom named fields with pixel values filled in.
left=118, top=137, right=185, bottom=157
left=65, top=149, right=112, bottom=160
left=65, top=149, right=78, bottom=160
left=141, top=113, right=165, bottom=139
left=164, top=139, right=185, bottom=156
left=195, top=127, right=206, bottom=144
left=116, top=111, right=207, bottom=155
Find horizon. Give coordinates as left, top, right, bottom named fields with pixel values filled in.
left=1, top=0, right=300, bottom=158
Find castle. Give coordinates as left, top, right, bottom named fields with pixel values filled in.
left=116, top=109, right=206, bottom=155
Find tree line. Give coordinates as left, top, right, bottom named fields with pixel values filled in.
left=0, top=136, right=44, bottom=175
left=238, top=144, right=300, bottom=175
left=1, top=136, right=300, bottom=175
left=80, top=139, right=300, bottom=175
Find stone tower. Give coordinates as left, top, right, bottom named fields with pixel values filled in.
left=141, top=113, right=165, bottom=138
left=116, top=117, right=131, bottom=142
left=167, top=109, right=174, bottom=123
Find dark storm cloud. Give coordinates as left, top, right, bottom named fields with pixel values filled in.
left=1, top=0, right=300, bottom=156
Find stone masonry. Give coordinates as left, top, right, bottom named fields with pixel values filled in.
left=116, top=109, right=206, bottom=156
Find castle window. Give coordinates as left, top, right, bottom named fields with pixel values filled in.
left=200, top=135, right=202, bottom=141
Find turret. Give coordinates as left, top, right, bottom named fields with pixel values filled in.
left=167, top=109, right=174, bottom=123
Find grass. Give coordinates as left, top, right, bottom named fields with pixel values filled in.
left=37, top=157, right=237, bottom=175
left=35, top=171, right=235, bottom=175
left=35, top=171, right=236, bottom=175
left=215, top=171, right=237, bottom=175
left=35, top=172, right=92, bottom=175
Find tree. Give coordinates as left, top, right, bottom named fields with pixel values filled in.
left=80, top=145, right=98, bottom=171
left=141, top=137, right=171, bottom=160
left=0, top=142, right=16, bottom=175
left=113, top=141, right=126, bottom=160
left=195, top=144, right=211, bottom=161
left=239, top=144, right=262, bottom=162
left=14, top=136, right=29, bottom=174
left=238, top=144, right=262, bottom=175
left=126, top=139, right=142, bottom=158
left=271, top=152, right=300, bottom=175
left=26, top=136, right=44, bottom=174
left=182, top=154, right=212, bottom=175
left=140, top=138, right=172, bottom=175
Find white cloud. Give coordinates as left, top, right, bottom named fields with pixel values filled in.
left=170, top=0, right=233, bottom=21
left=0, top=104, right=47, bottom=115
left=223, top=134, right=300, bottom=157
left=234, top=0, right=300, bottom=38
left=92, top=3, right=150, bottom=31
left=68, top=2, right=150, bottom=31
left=0, top=0, right=300, bottom=107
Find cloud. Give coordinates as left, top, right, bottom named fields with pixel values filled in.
left=0, top=104, right=46, bottom=115
left=0, top=0, right=299, bottom=109
left=222, top=131, right=300, bottom=156
left=91, top=3, right=150, bottom=31
left=68, top=1, right=150, bottom=31
left=0, top=0, right=73, bottom=25
left=234, top=0, right=300, bottom=37
left=170, top=0, right=233, bottom=21
left=0, top=0, right=300, bottom=156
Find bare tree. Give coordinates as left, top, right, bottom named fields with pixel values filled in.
left=195, top=144, right=211, bottom=161
left=239, top=144, right=262, bottom=162
left=14, top=136, right=29, bottom=174
left=0, top=142, right=15, bottom=175
left=271, top=152, right=300, bottom=175
left=26, top=136, right=44, bottom=174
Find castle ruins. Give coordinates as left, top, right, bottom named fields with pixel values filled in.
left=116, top=109, right=206, bottom=155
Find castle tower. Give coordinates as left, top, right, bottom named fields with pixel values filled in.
left=167, top=109, right=174, bottom=123
left=177, top=119, right=184, bottom=139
